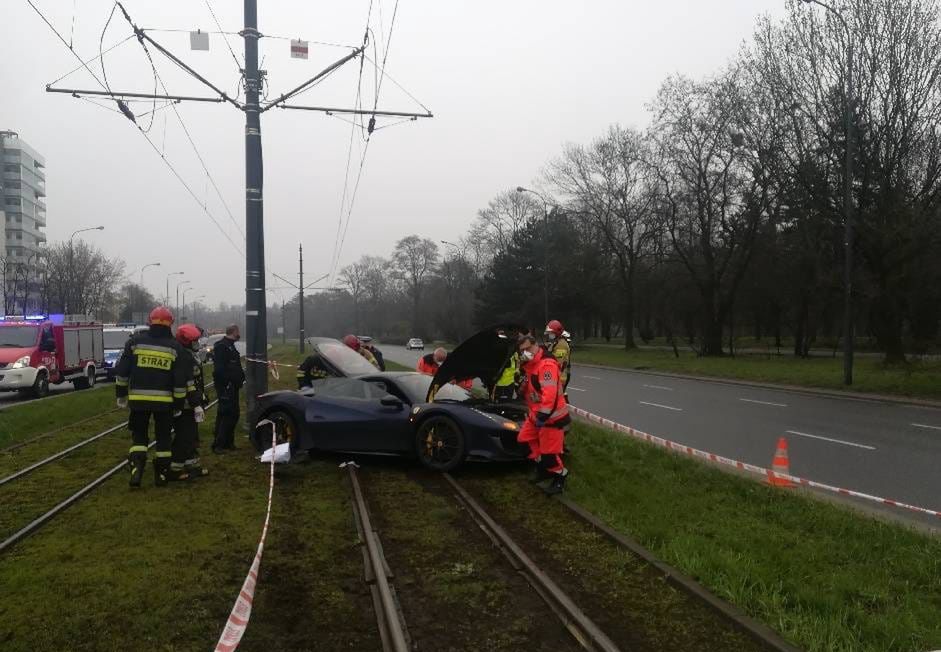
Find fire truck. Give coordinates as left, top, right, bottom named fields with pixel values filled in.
left=0, top=315, right=104, bottom=398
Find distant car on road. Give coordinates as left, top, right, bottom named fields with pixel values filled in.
left=101, top=326, right=138, bottom=380
left=406, top=338, right=424, bottom=350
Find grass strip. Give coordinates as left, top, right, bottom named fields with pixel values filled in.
left=574, top=346, right=941, bottom=399
left=561, top=421, right=941, bottom=652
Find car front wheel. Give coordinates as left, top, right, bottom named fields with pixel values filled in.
left=414, top=415, right=467, bottom=472
left=253, top=409, right=299, bottom=456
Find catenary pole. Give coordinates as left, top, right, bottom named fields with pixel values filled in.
left=299, top=244, right=306, bottom=354
left=244, top=0, right=268, bottom=417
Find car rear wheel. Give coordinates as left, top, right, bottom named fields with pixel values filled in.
left=414, top=415, right=467, bottom=472
left=254, top=409, right=299, bottom=456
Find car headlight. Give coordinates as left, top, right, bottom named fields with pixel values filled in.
left=10, top=355, right=31, bottom=369
left=502, top=421, right=519, bottom=431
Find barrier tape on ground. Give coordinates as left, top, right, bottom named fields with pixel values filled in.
left=213, top=420, right=278, bottom=652
left=570, top=406, right=941, bottom=520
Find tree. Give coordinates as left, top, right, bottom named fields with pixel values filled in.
left=548, top=125, right=659, bottom=349
left=392, top=235, right=439, bottom=336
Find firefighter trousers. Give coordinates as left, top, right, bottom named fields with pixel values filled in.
left=171, top=411, right=200, bottom=471
left=128, top=410, right=172, bottom=462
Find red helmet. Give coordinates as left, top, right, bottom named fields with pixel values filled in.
left=149, top=306, right=174, bottom=327
left=342, top=334, right=361, bottom=351
left=176, top=323, right=201, bottom=347
left=545, top=320, right=563, bottom=336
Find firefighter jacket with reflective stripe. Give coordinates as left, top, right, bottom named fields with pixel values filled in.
left=548, top=337, right=571, bottom=388
left=520, top=346, right=570, bottom=427
left=296, top=354, right=330, bottom=388
left=181, top=347, right=206, bottom=410
left=496, top=352, right=519, bottom=388
left=115, top=326, right=189, bottom=412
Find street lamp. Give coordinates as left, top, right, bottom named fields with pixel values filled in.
left=65, top=226, right=104, bottom=315
left=140, top=262, right=160, bottom=289
left=165, top=272, right=184, bottom=308
left=191, top=296, right=205, bottom=324
left=176, top=279, right=191, bottom=316
left=799, top=0, right=855, bottom=385
left=181, top=286, right=195, bottom=318
left=516, top=186, right=552, bottom=325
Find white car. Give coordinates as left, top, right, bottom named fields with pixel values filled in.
left=406, top=338, right=425, bottom=350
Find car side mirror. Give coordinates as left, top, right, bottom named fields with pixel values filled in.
left=380, top=395, right=403, bottom=410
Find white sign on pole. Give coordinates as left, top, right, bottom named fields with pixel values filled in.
left=290, top=39, right=309, bottom=59
left=190, top=30, right=210, bottom=51
left=276, top=327, right=284, bottom=334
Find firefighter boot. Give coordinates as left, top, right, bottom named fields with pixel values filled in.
left=154, top=457, right=171, bottom=487
left=167, top=463, right=190, bottom=482
left=528, top=457, right=554, bottom=484
left=542, top=469, right=569, bottom=496
left=128, top=452, right=147, bottom=489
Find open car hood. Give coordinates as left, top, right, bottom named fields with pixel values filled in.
left=305, top=337, right=379, bottom=377
left=426, top=325, right=525, bottom=402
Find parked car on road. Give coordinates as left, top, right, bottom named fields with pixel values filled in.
left=406, top=338, right=424, bottom=350
left=101, top=326, right=138, bottom=380
left=251, top=327, right=528, bottom=471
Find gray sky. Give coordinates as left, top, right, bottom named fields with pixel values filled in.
left=2, top=0, right=786, bottom=308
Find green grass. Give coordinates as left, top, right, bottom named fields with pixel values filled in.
left=575, top=346, right=941, bottom=399
left=559, top=421, right=941, bottom=652
left=384, top=359, right=411, bottom=372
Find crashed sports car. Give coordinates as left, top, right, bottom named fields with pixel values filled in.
left=251, top=327, right=529, bottom=471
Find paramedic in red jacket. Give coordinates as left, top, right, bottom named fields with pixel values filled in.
left=517, top=334, right=570, bottom=494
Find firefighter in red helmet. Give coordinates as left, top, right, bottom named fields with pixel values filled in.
left=169, top=323, right=209, bottom=480
left=342, top=333, right=380, bottom=368
left=544, top=319, right=571, bottom=394
left=115, top=306, right=191, bottom=487
left=516, top=334, right=570, bottom=494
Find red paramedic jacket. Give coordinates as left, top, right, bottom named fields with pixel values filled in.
left=520, top=346, right=570, bottom=427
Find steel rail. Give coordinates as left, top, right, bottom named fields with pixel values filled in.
left=0, top=382, right=215, bottom=487
left=0, top=399, right=219, bottom=554
left=345, top=464, right=410, bottom=652
left=443, top=473, right=622, bottom=652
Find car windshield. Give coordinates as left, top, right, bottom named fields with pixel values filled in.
left=393, top=373, right=471, bottom=403
left=0, top=325, right=39, bottom=347
left=103, top=330, right=133, bottom=349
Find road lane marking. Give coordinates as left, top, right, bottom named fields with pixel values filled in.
left=643, top=384, right=674, bottom=391
left=567, top=386, right=587, bottom=392
left=582, top=375, right=602, bottom=380
left=639, top=401, right=683, bottom=412
left=785, top=430, right=876, bottom=451
left=912, top=423, right=941, bottom=431
left=739, top=398, right=788, bottom=408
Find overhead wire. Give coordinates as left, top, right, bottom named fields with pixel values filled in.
left=204, top=0, right=242, bottom=69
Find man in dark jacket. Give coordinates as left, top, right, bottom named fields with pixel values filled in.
left=115, top=306, right=190, bottom=488
left=212, top=324, right=245, bottom=453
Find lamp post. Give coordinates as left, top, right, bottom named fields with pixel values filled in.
left=516, top=186, right=551, bottom=325
left=191, top=296, right=205, bottom=324
left=176, top=279, right=191, bottom=317
left=66, top=225, right=104, bottom=315
left=181, top=286, right=194, bottom=319
left=166, top=272, right=184, bottom=308
left=140, top=262, right=160, bottom=290
left=798, top=0, right=855, bottom=385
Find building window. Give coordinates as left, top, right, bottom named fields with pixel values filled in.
left=3, top=164, right=18, bottom=172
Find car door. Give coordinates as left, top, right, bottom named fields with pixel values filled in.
left=305, top=378, right=412, bottom=453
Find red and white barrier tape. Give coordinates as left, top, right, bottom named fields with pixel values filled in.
left=570, top=405, right=941, bottom=520
left=213, top=420, right=278, bottom=652
left=244, top=357, right=287, bottom=380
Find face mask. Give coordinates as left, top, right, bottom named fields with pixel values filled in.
left=521, top=349, right=536, bottom=362
left=547, top=332, right=557, bottom=341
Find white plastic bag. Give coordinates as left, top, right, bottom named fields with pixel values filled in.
left=260, top=442, right=291, bottom=464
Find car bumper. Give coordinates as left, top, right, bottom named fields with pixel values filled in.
left=467, top=431, right=528, bottom=462
left=0, top=367, right=38, bottom=390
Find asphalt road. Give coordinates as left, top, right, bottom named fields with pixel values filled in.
left=381, top=344, right=941, bottom=524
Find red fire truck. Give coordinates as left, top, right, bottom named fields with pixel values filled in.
left=0, top=315, right=104, bottom=398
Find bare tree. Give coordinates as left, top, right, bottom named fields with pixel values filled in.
left=392, top=235, right=439, bottom=335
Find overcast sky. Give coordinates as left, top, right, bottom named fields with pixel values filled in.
left=2, top=0, right=786, bottom=308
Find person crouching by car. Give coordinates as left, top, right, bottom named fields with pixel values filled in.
left=417, top=347, right=447, bottom=375
left=342, top=334, right=380, bottom=368
left=360, top=337, right=385, bottom=371
left=517, top=334, right=570, bottom=495
left=169, top=323, right=209, bottom=480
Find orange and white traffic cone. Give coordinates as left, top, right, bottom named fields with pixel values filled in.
left=767, top=437, right=794, bottom=488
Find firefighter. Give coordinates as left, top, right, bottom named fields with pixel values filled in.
left=296, top=352, right=330, bottom=388
left=342, top=334, right=380, bottom=368
left=494, top=350, right=519, bottom=402
left=169, top=323, right=208, bottom=480
left=544, top=320, right=571, bottom=393
left=517, top=334, right=570, bottom=495
left=361, top=337, right=386, bottom=371
left=417, top=347, right=447, bottom=375
left=212, top=324, right=245, bottom=453
left=115, top=306, right=190, bottom=488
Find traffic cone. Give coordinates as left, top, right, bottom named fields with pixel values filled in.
left=767, top=437, right=794, bottom=488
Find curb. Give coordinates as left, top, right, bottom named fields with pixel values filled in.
left=573, top=363, right=941, bottom=409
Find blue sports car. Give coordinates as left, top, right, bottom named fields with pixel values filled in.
left=250, top=327, right=529, bottom=471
